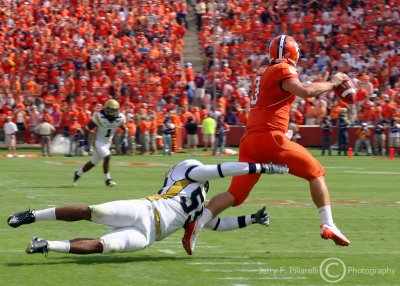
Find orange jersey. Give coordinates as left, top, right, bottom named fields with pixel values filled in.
left=247, top=62, right=298, bottom=133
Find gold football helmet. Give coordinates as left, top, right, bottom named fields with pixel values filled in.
left=104, top=99, right=120, bottom=120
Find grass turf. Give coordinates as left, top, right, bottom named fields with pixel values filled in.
left=0, top=149, right=399, bottom=286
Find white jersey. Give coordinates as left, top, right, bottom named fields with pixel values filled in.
left=146, top=159, right=208, bottom=240
left=91, top=111, right=126, bottom=143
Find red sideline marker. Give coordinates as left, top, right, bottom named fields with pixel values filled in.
left=347, top=147, right=353, bottom=158
left=389, top=148, right=395, bottom=160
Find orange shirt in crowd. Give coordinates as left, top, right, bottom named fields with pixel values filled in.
left=139, top=120, right=151, bottom=133
left=69, top=121, right=82, bottom=136
left=126, top=121, right=137, bottom=136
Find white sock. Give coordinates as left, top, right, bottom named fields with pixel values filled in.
left=48, top=240, right=70, bottom=253
left=199, top=208, right=213, bottom=227
left=33, top=208, right=56, bottom=221
left=77, top=168, right=84, bottom=176
left=105, top=173, right=111, bottom=180
left=318, top=205, right=334, bottom=226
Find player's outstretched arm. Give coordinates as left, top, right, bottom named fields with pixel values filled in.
left=282, top=72, right=349, bottom=98
left=204, top=206, right=270, bottom=232
left=187, top=162, right=288, bottom=182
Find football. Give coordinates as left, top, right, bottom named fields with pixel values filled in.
left=334, top=79, right=357, bottom=104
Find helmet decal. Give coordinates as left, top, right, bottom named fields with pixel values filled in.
left=278, top=35, right=287, bottom=60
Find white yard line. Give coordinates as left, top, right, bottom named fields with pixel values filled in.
left=325, top=167, right=365, bottom=169
left=210, top=250, right=400, bottom=255
left=158, top=249, right=177, bottom=255
left=344, top=171, right=400, bottom=175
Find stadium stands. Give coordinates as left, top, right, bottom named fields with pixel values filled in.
left=0, top=0, right=398, bottom=150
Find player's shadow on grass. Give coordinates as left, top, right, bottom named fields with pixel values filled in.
left=6, top=255, right=188, bottom=266
left=18, top=186, right=75, bottom=189
left=6, top=254, right=265, bottom=266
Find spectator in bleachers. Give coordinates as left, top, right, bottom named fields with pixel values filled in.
left=0, top=0, right=397, bottom=156
left=194, top=71, right=206, bottom=106
left=224, top=106, right=238, bottom=125
left=196, top=0, right=399, bottom=130
left=195, top=0, right=207, bottom=32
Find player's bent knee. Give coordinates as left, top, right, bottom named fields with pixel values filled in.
left=100, top=227, right=149, bottom=254
left=101, top=237, right=148, bottom=254
left=101, top=238, right=126, bottom=254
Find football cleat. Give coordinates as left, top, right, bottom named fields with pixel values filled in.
left=26, top=237, right=49, bottom=255
left=7, top=210, right=35, bottom=228
left=72, top=170, right=80, bottom=186
left=320, top=224, right=350, bottom=246
left=105, top=179, right=116, bottom=187
left=182, top=220, right=202, bottom=255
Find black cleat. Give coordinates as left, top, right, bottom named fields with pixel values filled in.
left=7, top=210, right=35, bottom=228
left=105, top=179, right=116, bottom=187
left=26, top=237, right=49, bottom=255
left=72, top=170, right=80, bottom=186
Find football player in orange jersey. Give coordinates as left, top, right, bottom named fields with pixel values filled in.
left=183, top=35, right=351, bottom=255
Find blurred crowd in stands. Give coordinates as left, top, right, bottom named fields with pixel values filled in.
left=0, top=0, right=398, bottom=155
left=196, top=0, right=399, bottom=125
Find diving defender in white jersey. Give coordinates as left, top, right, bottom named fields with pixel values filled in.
left=8, top=159, right=288, bottom=255
left=73, top=99, right=127, bottom=187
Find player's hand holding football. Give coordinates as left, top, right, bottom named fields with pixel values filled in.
left=253, top=206, right=270, bottom=226
left=330, top=72, right=350, bottom=88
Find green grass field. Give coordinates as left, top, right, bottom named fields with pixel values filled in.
left=1, top=150, right=399, bottom=286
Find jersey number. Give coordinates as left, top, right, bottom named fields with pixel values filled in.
left=180, top=187, right=204, bottom=214
left=250, top=75, right=261, bottom=105
left=105, top=129, right=112, bottom=137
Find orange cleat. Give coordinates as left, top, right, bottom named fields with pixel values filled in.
left=182, top=220, right=201, bottom=255
left=320, top=224, right=350, bottom=246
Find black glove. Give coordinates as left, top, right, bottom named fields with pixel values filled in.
left=261, top=163, right=289, bottom=174
left=252, top=206, right=270, bottom=226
